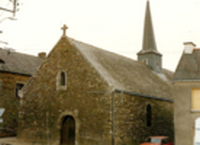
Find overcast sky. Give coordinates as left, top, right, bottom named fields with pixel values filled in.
left=0, top=0, right=200, bottom=71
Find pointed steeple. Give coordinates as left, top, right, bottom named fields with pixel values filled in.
left=139, top=0, right=161, bottom=54
left=137, top=0, right=162, bottom=73
left=142, top=0, right=158, bottom=53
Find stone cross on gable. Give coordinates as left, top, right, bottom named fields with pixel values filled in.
left=61, top=24, right=68, bottom=36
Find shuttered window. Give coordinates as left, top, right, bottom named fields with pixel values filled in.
left=192, top=89, right=200, bottom=110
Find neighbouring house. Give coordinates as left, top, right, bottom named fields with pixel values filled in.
left=0, top=48, right=43, bottom=136
left=17, top=1, right=174, bottom=145
left=173, top=42, right=200, bottom=145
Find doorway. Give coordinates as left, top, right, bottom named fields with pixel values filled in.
left=60, top=115, right=75, bottom=145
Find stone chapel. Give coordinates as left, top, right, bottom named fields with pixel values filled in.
left=17, top=1, right=174, bottom=145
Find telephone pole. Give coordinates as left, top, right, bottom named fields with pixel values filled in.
left=0, top=0, right=19, bottom=17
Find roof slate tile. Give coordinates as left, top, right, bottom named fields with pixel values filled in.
left=173, top=50, right=200, bottom=80
left=0, top=49, right=43, bottom=75
left=69, top=38, right=173, bottom=100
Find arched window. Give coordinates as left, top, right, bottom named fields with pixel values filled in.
left=146, top=104, right=152, bottom=127
left=60, top=72, right=66, bottom=86
left=57, top=71, right=67, bottom=91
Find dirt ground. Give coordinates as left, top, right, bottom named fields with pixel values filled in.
left=0, top=137, right=30, bottom=145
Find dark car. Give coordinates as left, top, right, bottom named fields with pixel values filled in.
left=140, top=136, right=173, bottom=145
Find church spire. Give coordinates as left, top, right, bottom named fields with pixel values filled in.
left=137, top=0, right=162, bottom=73
left=142, top=0, right=159, bottom=53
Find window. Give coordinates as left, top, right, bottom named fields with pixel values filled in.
left=192, top=89, right=200, bottom=110
left=57, top=71, right=67, bottom=91
left=60, top=72, right=66, bottom=86
left=145, top=137, right=160, bottom=143
left=142, top=58, right=148, bottom=65
left=146, top=104, right=152, bottom=127
left=0, top=59, right=5, bottom=67
left=0, top=80, right=2, bottom=91
left=16, top=83, right=24, bottom=98
left=194, top=118, right=200, bottom=144
left=0, top=59, right=4, bottom=64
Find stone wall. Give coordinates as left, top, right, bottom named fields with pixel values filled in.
left=18, top=37, right=112, bottom=145
left=0, top=71, right=30, bottom=136
left=113, top=92, right=174, bottom=145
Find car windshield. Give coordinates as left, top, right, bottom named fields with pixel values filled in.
left=145, top=138, right=161, bottom=143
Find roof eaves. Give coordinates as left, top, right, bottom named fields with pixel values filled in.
left=114, top=89, right=173, bottom=103
left=0, top=70, right=32, bottom=76
left=137, top=50, right=162, bottom=56
left=172, top=79, right=200, bottom=82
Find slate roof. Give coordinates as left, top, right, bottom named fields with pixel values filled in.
left=0, top=49, right=43, bottom=75
left=173, top=49, right=200, bottom=80
left=69, top=38, right=173, bottom=100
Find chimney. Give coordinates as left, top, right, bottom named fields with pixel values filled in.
left=184, top=42, right=196, bottom=54
left=38, top=52, right=46, bottom=59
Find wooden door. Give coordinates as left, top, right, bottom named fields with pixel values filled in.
left=60, top=116, right=75, bottom=145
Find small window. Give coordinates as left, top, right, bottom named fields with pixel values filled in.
left=60, top=72, right=66, bottom=86
left=57, top=71, right=67, bottom=91
left=194, top=118, right=200, bottom=144
left=0, top=59, right=5, bottom=64
left=142, top=58, right=148, bottom=65
left=146, top=104, right=152, bottom=127
left=145, top=137, right=160, bottom=143
left=192, top=89, right=200, bottom=110
left=16, top=83, right=24, bottom=98
left=0, top=59, right=5, bottom=67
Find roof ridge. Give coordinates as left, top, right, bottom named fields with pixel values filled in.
left=68, top=37, right=138, bottom=63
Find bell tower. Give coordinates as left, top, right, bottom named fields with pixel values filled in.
left=137, top=0, right=162, bottom=73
